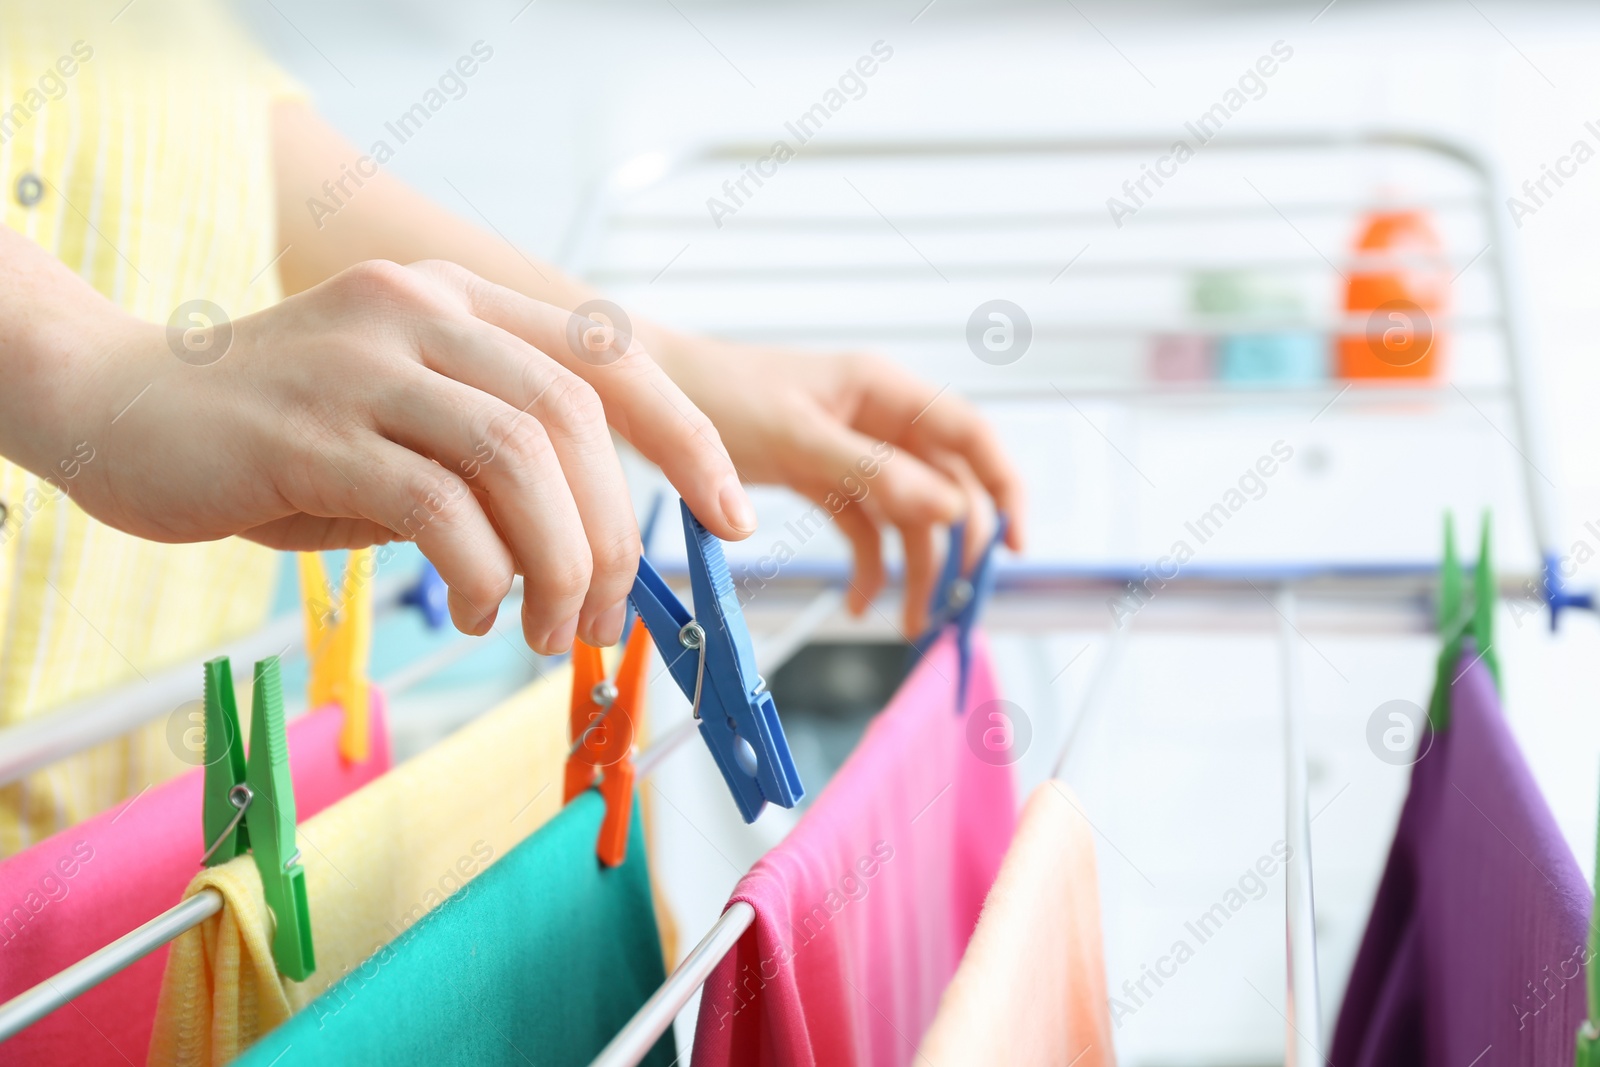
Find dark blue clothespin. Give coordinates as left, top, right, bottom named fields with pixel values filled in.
left=401, top=561, right=450, bottom=630
left=629, top=499, right=804, bottom=823
left=911, top=514, right=1008, bottom=712
left=621, top=492, right=667, bottom=646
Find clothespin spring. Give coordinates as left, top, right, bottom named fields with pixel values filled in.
left=679, top=621, right=707, bottom=720
left=200, top=784, right=253, bottom=865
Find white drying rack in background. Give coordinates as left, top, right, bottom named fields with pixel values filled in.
left=567, top=131, right=1573, bottom=1065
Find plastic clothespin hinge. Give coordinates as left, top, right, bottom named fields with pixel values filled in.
left=628, top=500, right=804, bottom=824
left=401, top=561, right=450, bottom=630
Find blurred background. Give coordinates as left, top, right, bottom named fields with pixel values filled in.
left=232, top=1, right=1600, bottom=1063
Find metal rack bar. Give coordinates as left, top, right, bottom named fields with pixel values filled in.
left=0, top=889, right=223, bottom=1042
left=588, top=902, right=756, bottom=1067
left=0, top=572, right=420, bottom=789
left=1279, top=587, right=1323, bottom=1066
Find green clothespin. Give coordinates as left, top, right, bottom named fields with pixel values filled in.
left=1473, top=513, right=1501, bottom=692
left=1427, top=514, right=1468, bottom=731
left=200, top=655, right=316, bottom=981
left=202, top=658, right=249, bottom=863
left=1576, top=775, right=1600, bottom=1066
left=1428, top=512, right=1502, bottom=732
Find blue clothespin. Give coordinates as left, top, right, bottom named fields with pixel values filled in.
left=621, top=492, right=667, bottom=646
left=629, top=499, right=804, bottom=823
left=401, top=561, right=450, bottom=630
left=911, top=514, right=1009, bottom=712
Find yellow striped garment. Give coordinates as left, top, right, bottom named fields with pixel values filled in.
left=0, top=1, right=299, bottom=853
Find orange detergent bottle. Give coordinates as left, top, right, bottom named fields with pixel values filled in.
left=1337, top=209, right=1449, bottom=379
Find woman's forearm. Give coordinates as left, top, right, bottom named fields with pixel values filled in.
left=270, top=102, right=690, bottom=363
left=0, top=224, right=137, bottom=485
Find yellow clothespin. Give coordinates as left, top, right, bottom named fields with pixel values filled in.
left=298, top=549, right=374, bottom=763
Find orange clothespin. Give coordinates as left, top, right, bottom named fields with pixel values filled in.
left=298, top=549, right=374, bottom=763
left=565, top=624, right=650, bottom=867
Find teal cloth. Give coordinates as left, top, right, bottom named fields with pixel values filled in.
left=235, top=792, right=675, bottom=1067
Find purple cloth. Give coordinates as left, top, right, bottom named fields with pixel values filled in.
left=1331, top=650, right=1592, bottom=1067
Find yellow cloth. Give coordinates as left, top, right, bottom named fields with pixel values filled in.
left=917, top=780, right=1117, bottom=1067
left=149, top=666, right=573, bottom=1066
left=0, top=0, right=303, bottom=852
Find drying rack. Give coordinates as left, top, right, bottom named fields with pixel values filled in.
left=565, top=131, right=1577, bottom=1065
left=0, top=131, right=1574, bottom=1064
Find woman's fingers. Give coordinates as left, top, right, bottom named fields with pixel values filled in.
left=779, top=407, right=982, bottom=633
left=900, top=520, right=938, bottom=637
left=827, top=501, right=885, bottom=614
left=781, top=413, right=963, bottom=532
left=412, top=318, right=639, bottom=647
left=418, top=263, right=758, bottom=543
left=240, top=514, right=399, bottom=551
left=844, top=357, right=1026, bottom=551
left=323, top=437, right=517, bottom=638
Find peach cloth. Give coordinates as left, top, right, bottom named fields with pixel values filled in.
left=917, top=780, right=1116, bottom=1067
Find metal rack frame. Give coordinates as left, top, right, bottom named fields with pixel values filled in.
left=0, top=131, right=1568, bottom=1063
left=568, top=131, right=1570, bottom=1066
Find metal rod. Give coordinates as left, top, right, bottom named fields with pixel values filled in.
left=1278, top=587, right=1323, bottom=1067
left=633, top=588, right=841, bottom=779
left=1051, top=623, right=1131, bottom=780
left=1484, top=171, right=1560, bottom=568
left=0, top=573, right=414, bottom=788
left=0, top=888, right=222, bottom=1043
left=750, top=589, right=845, bottom=675
left=692, top=313, right=1501, bottom=345
left=588, top=902, right=755, bottom=1067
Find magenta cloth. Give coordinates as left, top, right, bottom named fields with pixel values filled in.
left=1330, top=650, right=1592, bottom=1066
left=692, top=631, right=1017, bottom=1067
left=0, top=690, right=392, bottom=1066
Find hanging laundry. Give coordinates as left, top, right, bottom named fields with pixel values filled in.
left=1330, top=647, right=1591, bottom=1066
left=0, top=691, right=390, bottom=1067
left=230, top=790, right=675, bottom=1067
left=917, top=780, right=1116, bottom=1067
left=149, top=667, right=573, bottom=1066
left=692, top=630, right=1017, bottom=1067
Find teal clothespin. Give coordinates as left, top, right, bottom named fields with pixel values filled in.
left=201, top=655, right=316, bottom=981
left=1427, top=511, right=1500, bottom=732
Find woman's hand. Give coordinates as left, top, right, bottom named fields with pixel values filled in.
left=16, top=249, right=754, bottom=655
left=654, top=336, right=1025, bottom=635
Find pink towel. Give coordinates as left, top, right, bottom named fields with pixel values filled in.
left=693, top=631, right=1018, bottom=1067
left=0, top=690, right=392, bottom=1066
